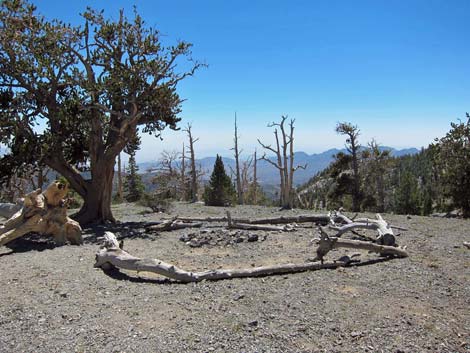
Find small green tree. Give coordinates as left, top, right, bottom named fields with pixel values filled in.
left=432, top=113, right=470, bottom=217
left=203, top=155, right=236, bottom=206
left=124, top=151, right=145, bottom=202
left=361, top=140, right=392, bottom=212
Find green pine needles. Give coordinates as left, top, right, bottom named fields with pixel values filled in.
left=203, top=155, right=236, bottom=206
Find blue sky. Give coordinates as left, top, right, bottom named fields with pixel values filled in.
left=35, top=0, right=469, bottom=162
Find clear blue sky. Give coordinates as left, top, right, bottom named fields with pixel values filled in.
left=35, top=0, right=469, bottom=162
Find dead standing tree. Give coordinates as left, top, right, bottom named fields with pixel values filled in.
left=180, top=143, right=187, bottom=200
left=258, top=116, right=306, bottom=209
left=232, top=113, right=243, bottom=204
left=183, top=124, right=200, bottom=202
left=150, top=150, right=183, bottom=199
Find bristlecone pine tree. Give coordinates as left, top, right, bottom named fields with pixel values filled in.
left=203, top=155, right=236, bottom=206
left=0, top=0, right=202, bottom=224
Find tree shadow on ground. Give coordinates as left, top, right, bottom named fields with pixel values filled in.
left=102, top=266, right=173, bottom=285
left=1, top=234, right=58, bottom=256
left=82, top=221, right=164, bottom=244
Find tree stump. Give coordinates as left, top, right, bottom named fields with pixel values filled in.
left=0, top=181, right=83, bottom=246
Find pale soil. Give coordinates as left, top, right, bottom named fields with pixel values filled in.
left=0, top=202, right=469, bottom=353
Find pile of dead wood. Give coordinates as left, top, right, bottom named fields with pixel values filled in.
left=0, top=185, right=411, bottom=283
left=95, top=210, right=409, bottom=283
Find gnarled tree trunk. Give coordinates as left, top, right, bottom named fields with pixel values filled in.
left=0, top=181, right=83, bottom=246
left=72, top=161, right=116, bottom=225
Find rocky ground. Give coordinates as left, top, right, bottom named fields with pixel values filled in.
left=0, top=202, right=469, bottom=353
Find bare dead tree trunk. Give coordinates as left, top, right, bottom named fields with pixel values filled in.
left=180, top=143, right=186, bottom=201
left=253, top=149, right=258, bottom=204
left=232, top=113, right=243, bottom=204
left=258, top=116, right=306, bottom=209
left=184, top=124, right=199, bottom=203
left=240, top=156, right=252, bottom=203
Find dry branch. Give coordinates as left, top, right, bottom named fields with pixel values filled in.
left=329, top=212, right=396, bottom=246
left=0, top=182, right=82, bottom=246
left=313, top=227, right=408, bottom=262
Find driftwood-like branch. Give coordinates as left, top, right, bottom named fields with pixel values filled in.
left=146, top=217, right=202, bottom=232
left=313, top=227, right=408, bottom=262
left=95, top=232, right=354, bottom=282
left=329, top=212, right=396, bottom=246
left=0, top=182, right=82, bottom=246
left=226, top=211, right=295, bottom=232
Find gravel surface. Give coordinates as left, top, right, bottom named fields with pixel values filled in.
left=0, top=202, right=469, bottom=353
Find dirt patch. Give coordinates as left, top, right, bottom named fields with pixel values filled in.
left=0, top=202, right=469, bottom=352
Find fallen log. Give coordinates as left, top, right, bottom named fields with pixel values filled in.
left=95, top=232, right=356, bottom=282
left=226, top=211, right=295, bottom=232
left=0, top=181, right=82, bottom=246
left=170, top=214, right=330, bottom=225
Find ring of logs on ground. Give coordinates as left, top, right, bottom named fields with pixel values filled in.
left=0, top=181, right=82, bottom=246
left=96, top=211, right=409, bottom=283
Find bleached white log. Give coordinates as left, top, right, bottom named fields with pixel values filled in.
left=95, top=232, right=355, bottom=283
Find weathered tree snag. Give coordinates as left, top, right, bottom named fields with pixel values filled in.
left=95, top=232, right=353, bottom=282
left=183, top=124, right=200, bottom=203
left=232, top=113, right=244, bottom=204
left=258, top=116, right=306, bottom=209
left=146, top=217, right=203, bottom=232
left=0, top=182, right=83, bottom=246
left=313, top=227, right=408, bottom=262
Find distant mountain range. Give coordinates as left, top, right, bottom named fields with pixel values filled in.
left=138, top=147, right=419, bottom=186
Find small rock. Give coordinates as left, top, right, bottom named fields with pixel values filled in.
left=234, top=294, right=245, bottom=301
left=247, top=234, right=258, bottom=242
left=248, top=320, right=258, bottom=327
